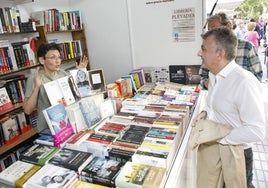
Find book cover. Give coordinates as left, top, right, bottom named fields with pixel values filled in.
left=169, top=65, right=201, bottom=85
left=70, top=68, right=92, bottom=97
left=78, top=97, right=101, bottom=129
left=19, top=144, right=60, bottom=166
left=24, top=163, right=77, bottom=188
left=115, top=78, right=128, bottom=98
left=115, top=161, right=166, bottom=188
left=0, top=87, right=13, bottom=112
left=42, top=103, right=71, bottom=135
left=115, top=124, right=150, bottom=146
left=0, top=160, right=39, bottom=187
left=34, top=133, right=54, bottom=146
left=1, top=116, right=20, bottom=144
left=44, top=76, right=76, bottom=106
left=80, top=156, right=122, bottom=187
left=47, top=147, right=93, bottom=174
left=15, top=165, right=41, bottom=188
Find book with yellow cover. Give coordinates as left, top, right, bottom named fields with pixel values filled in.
left=115, top=161, right=166, bottom=188
left=15, top=165, right=41, bottom=188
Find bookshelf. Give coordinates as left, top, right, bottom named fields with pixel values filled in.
left=35, top=24, right=90, bottom=69
left=0, top=127, right=38, bottom=156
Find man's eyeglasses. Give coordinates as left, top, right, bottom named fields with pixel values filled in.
left=45, top=56, right=62, bottom=61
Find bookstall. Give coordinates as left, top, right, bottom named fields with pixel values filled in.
left=164, top=90, right=207, bottom=188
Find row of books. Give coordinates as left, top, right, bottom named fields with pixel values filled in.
left=0, top=143, right=167, bottom=188
left=43, top=68, right=106, bottom=108
left=132, top=65, right=201, bottom=85
left=107, top=68, right=147, bottom=99
left=31, top=9, right=82, bottom=32
left=57, top=40, right=83, bottom=61
left=0, top=6, right=36, bottom=34
left=0, top=109, right=35, bottom=146
left=0, top=7, right=21, bottom=34
left=0, top=40, right=37, bottom=73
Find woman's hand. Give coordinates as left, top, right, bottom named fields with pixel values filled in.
left=34, top=67, right=43, bottom=88
left=76, top=55, right=89, bottom=69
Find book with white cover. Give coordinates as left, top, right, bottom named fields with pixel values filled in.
left=24, top=163, right=77, bottom=188
left=69, top=68, right=92, bottom=97
left=43, top=103, right=71, bottom=135
left=0, top=160, right=37, bottom=187
left=43, top=76, right=76, bottom=106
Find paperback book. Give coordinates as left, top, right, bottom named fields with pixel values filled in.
left=80, top=156, right=122, bottom=187
left=0, top=160, right=40, bottom=188
left=115, top=161, right=166, bottom=188
left=70, top=68, right=92, bottom=97
left=19, top=144, right=60, bottom=166
left=42, top=103, right=74, bottom=146
left=47, top=147, right=93, bottom=174
left=24, top=163, right=77, bottom=188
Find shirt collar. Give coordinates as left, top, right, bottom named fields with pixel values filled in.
left=218, top=59, right=237, bottom=78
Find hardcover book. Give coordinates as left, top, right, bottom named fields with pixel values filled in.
left=24, top=163, right=77, bottom=188
left=19, top=144, right=60, bottom=166
left=115, top=161, right=166, bottom=188
left=78, top=97, right=102, bottom=129
left=70, top=68, right=92, bottom=97
left=80, top=156, right=122, bottom=187
left=1, top=116, right=20, bottom=144
left=42, top=103, right=72, bottom=135
left=0, top=87, right=13, bottom=112
left=169, top=65, right=201, bottom=85
left=0, top=160, right=40, bottom=188
left=44, top=76, right=76, bottom=106
left=47, top=147, right=93, bottom=174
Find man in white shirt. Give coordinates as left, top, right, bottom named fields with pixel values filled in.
left=193, top=27, right=266, bottom=188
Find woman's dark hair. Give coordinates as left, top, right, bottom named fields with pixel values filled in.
left=37, top=43, right=62, bottom=58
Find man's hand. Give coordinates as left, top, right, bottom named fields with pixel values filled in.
left=192, top=111, right=207, bottom=127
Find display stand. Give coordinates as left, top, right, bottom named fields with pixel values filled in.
left=164, top=90, right=207, bottom=188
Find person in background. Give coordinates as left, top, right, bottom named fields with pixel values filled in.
left=198, top=13, right=263, bottom=188
left=199, top=13, right=263, bottom=90
left=234, top=19, right=247, bottom=40
left=244, top=22, right=259, bottom=51
left=23, top=43, right=88, bottom=132
left=195, top=27, right=265, bottom=188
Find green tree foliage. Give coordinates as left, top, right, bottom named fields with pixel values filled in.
left=235, top=0, right=268, bottom=19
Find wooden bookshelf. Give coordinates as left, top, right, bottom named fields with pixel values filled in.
left=0, top=127, right=38, bottom=155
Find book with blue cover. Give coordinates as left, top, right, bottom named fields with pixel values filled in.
left=42, top=103, right=71, bottom=135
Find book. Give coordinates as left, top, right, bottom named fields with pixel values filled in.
left=19, top=144, right=60, bottom=166
left=115, top=161, right=166, bottom=188
left=15, top=165, right=41, bottom=188
left=115, top=78, right=129, bottom=98
left=24, top=163, right=77, bottom=188
left=72, top=180, right=109, bottom=188
left=43, top=76, right=76, bottom=106
left=169, top=65, right=201, bottom=85
left=47, top=147, right=93, bottom=174
left=80, top=156, right=122, bottom=187
left=115, top=124, right=150, bottom=146
left=42, top=103, right=72, bottom=135
left=70, top=68, right=92, bottom=97
left=0, top=87, right=13, bottom=112
left=1, top=116, right=20, bottom=144
left=78, top=97, right=102, bottom=129
left=65, top=129, right=92, bottom=152
left=0, top=160, right=40, bottom=188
